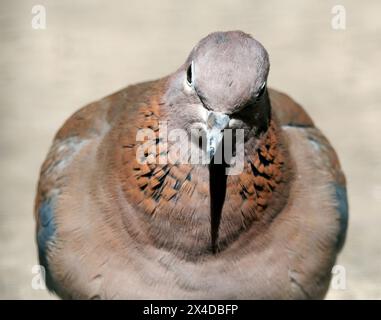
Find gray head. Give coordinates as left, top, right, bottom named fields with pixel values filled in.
left=163, top=31, right=271, bottom=158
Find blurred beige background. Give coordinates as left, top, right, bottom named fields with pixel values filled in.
left=0, top=0, right=380, bottom=299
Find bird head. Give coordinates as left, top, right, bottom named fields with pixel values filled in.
left=163, top=31, right=271, bottom=161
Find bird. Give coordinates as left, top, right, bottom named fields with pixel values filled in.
left=34, top=31, right=348, bottom=299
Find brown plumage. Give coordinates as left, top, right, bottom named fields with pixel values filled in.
left=35, top=31, right=348, bottom=299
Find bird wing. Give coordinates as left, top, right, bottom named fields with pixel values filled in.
left=34, top=91, right=117, bottom=293
left=269, top=88, right=314, bottom=127
left=269, top=87, right=348, bottom=252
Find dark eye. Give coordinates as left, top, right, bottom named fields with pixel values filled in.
left=256, top=82, right=266, bottom=99
left=186, top=61, right=194, bottom=87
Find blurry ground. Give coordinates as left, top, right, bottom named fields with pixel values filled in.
left=0, top=0, right=380, bottom=299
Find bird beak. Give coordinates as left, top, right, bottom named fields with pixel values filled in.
left=206, top=111, right=230, bottom=160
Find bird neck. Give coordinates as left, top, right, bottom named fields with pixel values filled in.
left=206, top=117, right=292, bottom=253
left=113, top=87, right=292, bottom=258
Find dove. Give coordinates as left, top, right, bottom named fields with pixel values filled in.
left=34, top=31, right=348, bottom=299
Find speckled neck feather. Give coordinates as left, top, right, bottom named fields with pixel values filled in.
left=112, top=84, right=292, bottom=258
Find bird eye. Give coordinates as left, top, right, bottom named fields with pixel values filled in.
left=186, top=61, right=194, bottom=87
left=256, top=82, right=266, bottom=98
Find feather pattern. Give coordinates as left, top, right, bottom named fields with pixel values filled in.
left=34, top=31, right=348, bottom=299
